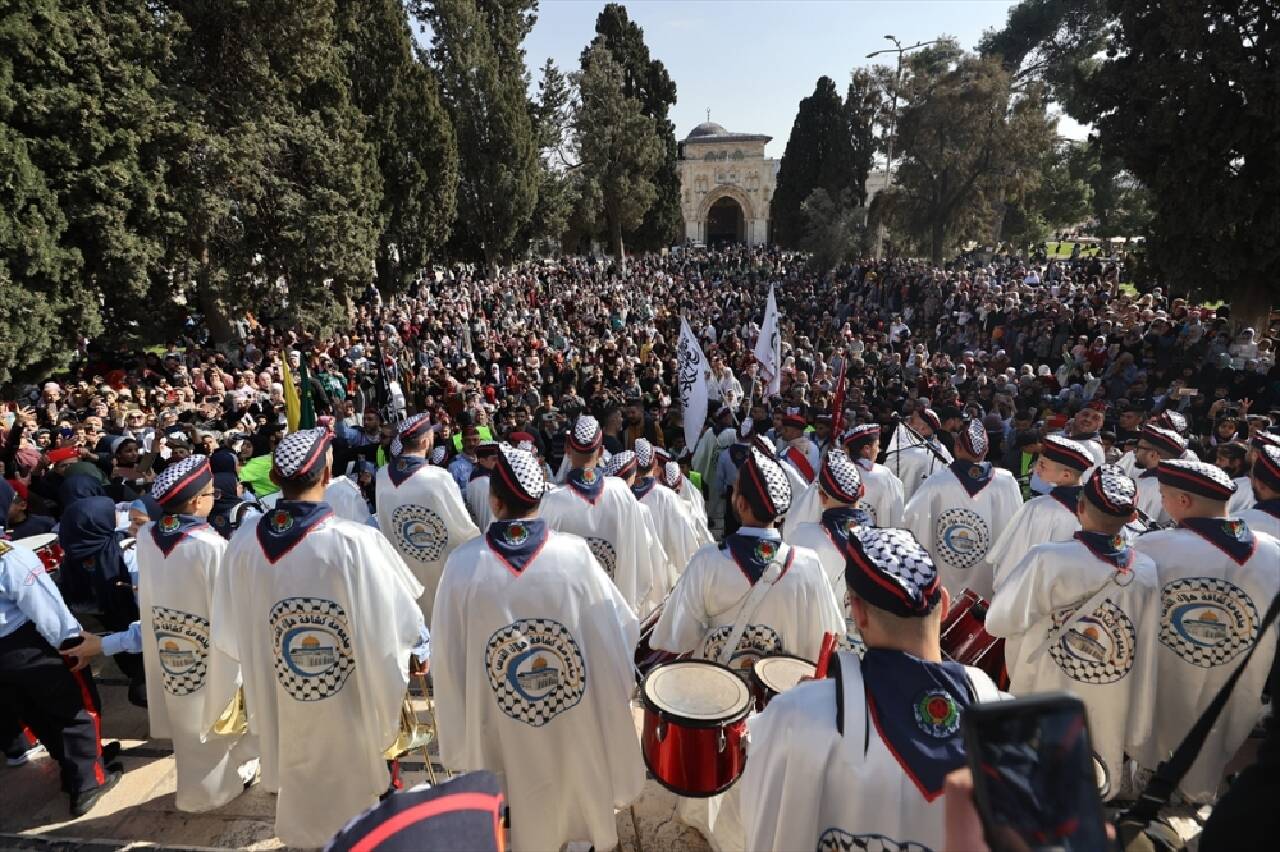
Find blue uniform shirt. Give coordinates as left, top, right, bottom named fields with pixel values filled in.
left=0, top=542, right=82, bottom=648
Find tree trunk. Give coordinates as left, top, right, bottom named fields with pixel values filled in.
left=196, top=248, right=235, bottom=348
left=610, top=217, right=625, bottom=261
left=931, top=219, right=945, bottom=266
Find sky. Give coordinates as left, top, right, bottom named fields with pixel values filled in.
left=512, top=0, right=1090, bottom=158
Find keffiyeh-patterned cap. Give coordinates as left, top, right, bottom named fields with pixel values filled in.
left=843, top=527, right=941, bottom=617
left=398, top=413, right=432, bottom=442
left=1082, top=464, right=1137, bottom=517
left=655, top=447, right=672, bottom=466
left=841, top=423, right=881, bottom=453
left=1155, top=458, right=1237, bottom=501
left=603, top=450, right=638, bottom=480
left=737, top=446, right=793, bottom=521
left=493, top=445, right=546, bottom=505
left=151, top=454, right=212, bottom=508
left=390, top=436, right=403, bottom=458
left=1251, top=431, right=1280, bottom=451
left=958, top=419, right=989, bottom=459
left=1139, top=424, right=1187, bottom=457
left=1158, top=410, right=1188, bottom=434
left=1040, top=434, right=1093, bottom=472
left=428, top=445, right=449, bottom=466
left=1253, top=444, right=1280, bottom=491
left=273, top=428, right=332, bottom=480
left=918, top=408, right=942, bottom=434
left=568, top=415, right=603, bottom=453
left=660, top=461, right=683, bottom=489
left=634, top=439, right=654, bottom=470
left=818, top=448, right=863, bottom=504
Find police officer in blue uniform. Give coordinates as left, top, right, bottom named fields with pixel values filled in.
left=0, top=505, right=122, bottom=815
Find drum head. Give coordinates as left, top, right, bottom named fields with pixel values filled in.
left=643, top=660, right=751, bottom=724
left=753, top=654, right=815, bottom=695
left=14, top=533, right=57, bottom=550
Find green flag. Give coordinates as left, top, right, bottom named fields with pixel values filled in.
left=299, top=357, right=316, bottom=430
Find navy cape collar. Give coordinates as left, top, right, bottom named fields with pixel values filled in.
left=720, top=532, right=793, bottom=585
left=1254, top=498, right=1280, bottom=520
left=256, top=501, right=333, bottom=564
left=1049, top=485, right=1083, bottom=513
left=860, top=648, right=975, bottom=801
left=1073, top=530, right=1133, bottom=572
left=151, top=514, right=208, bottom=558
left=1178, top=516, right=1257, bottom=566
left=469, top=466, right=490, bottom=482
left=485, top=519, right=550, bottom=575
left=949, top=460, right=994, bottom=497
left=565, top=466, right=604, bottom=504
left=388, top=454, right=428, bottom=487
left=631, top=476, right=656, bottom=500
left=820, top=506, right=872, bottom=548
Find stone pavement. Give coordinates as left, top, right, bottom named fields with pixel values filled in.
left=0, top=655, right=709, bottom=852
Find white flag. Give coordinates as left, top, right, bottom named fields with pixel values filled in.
left=677, top=317, right=709, bottom=454
left=753, top=283, right=782, bottom=396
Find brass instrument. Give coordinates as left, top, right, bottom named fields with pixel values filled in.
left=382, top=672, right=443, bottom=784
left=211, top=686, right=248, bottom=737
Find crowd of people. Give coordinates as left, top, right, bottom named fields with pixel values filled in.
left=2, top=244, right=1279, bottom=850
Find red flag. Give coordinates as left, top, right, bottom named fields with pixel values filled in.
left=831, top=358, right=848, bottom=434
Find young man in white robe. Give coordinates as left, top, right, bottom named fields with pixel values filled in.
left=1218, top=441, right=1256, bottom=514
left=1132, top=458, right=1280, bottom=802
left=432, top=445, right=644, bottom=852
left=1062, top=401, right=1108, bottom=469
left=904, top=419, right=1023, bottom=600
left=776, top=412, right=819, bottom=484
left=375, top=413, right=479, bottom=624
left=885, top=407, right=953, bottom=502
left=986, top=465, right=1161, bottom=791
left=740, top=527, right=1003, bottom=852
left=323, top=469, right=374, bottom=526
left=987, top=435, right=1094, bottom=593
left=632, top=438, right=707, bottom=566
left=1132, top=424, right=1187, bottom=527
left=211, top=429, right=429, bottom=848
left=463, top=441, right=499, bottom=533
left=658, top=446, right=710, bottom=534
left=540, top=416, right=658, bottom=614
left=649, top=445, right=844, bottom=850
left=782, top=423, right=904, bottom=538
left=110, top=456, right=259, bottom=812
left=1239, top=443, right=1280, bottom=538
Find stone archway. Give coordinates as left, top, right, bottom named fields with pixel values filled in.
left=700, top=185, right=755, bottom=246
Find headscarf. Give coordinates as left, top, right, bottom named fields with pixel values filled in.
left=67, top=461, right=108, bottom=484
left=59, top=474, right=106, bottom=508
left=58, top=495, right=138, bottom=625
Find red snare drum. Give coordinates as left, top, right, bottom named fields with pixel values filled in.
left=640, top=659, right=751, bottom=797
left=15, top=533, right=62, bottom=574
left=750, top=654, right=815, bottom=711
left=940, top=588, right=1009, bottom=689
left=634, top=600, right=679, bottom=680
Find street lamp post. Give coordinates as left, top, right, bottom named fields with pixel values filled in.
left=866, top=36, right=944, bottom=188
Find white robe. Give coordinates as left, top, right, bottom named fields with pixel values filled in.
left=1133, top=471, right=1169, bottom=527
left=375, top=457, right=480, bottom=624
left=211, top=512, right=425, bottom=848
left=541, top=476, right=656, bottom=614
left=1229, top=476, right=1255, bottom=514
left=136, top=522, right=257, bottom=812
left=988, top=492, right=1081, bottom=593
left=741, top=651, right=1001, bottom=852
left=323, top=476, right=372, bottom=526
left=636, top=479, right=704, bottom=581
left=985, top=537, right=1161, bottom=788
left=903, top=464, right=1024, bottom=600
left=1133, top=525, right=1280, bottom=801
left=679, top=476, right=709, bottom=527
left=1238, top=503, right=1280, bottom=539
left=889, top=441, right=952, bottom=503
left=431, top=527, right=644, bottom=852
left=780, top=459, right=904, bottom=540
left=465, top=474, right=494, bottom=533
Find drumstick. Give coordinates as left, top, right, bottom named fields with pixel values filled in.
left=814, top=632, right=838, bottom=679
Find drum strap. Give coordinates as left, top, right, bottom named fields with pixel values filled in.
left=1025, top=574, right=1123, bottom=664
left=714, top=559, right=784, bottom=666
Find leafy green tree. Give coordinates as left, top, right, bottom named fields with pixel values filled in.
left=878, top=50, right=1054, bottom=263
left=335, top=0, right=458, bottom=294
left=418, top=0, right=539, bottom=267
left=799, top=188, right=867, bottom=272
left=572, top=41, right=663, bottom=258
left=524, top=59, right=577, bottom=252
left=772, top=76, right=859, bottom=248
left=583, top=4, right=681, bottom=250
left=843, top=70, right=883, bottom=208
left=1003, top=139, right=1094, bottom=248
left=979, top=0, right=1109, bottom=115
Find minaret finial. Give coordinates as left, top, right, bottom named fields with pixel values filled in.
left=706, top=108, right=711, bottom=123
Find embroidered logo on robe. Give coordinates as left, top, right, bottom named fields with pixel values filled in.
left=1159, top=577, right=1259, bottom=668
left=816, top=827, right=930, bottom=852
left=269, top=510, right=293, bottom=534
left=270, top=597, right=355, bottom=701
left=700, top=623, right=784, bottom=674
left=151, top=606, right=210, bottom=696
left=485, top=519, right=549, bottom=574
left=566, top=466, right=604, bottom=504
left=585, top=536, right=617, bottom=579
left=388, top=454, right=428, bottom=487
left=151, top=514, right=207, bottom=557
left=934, top=507, right=989, bottom=572
left=913, top=689, right=961, bottom=737
left=1074, top=531, right=1133, bottom=572
left=391, top=504, right=447, bottom=563
left=1049, top=599, right=1137, bottom=683
left=721, top=534, right=793, bottom=585
left=631, top=476, right=656, bottom=500
left=949, top=460, right=993, bottom=497
left=486, top=618, right=586, bottom=727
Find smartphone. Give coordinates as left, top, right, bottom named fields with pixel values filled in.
left=962, top=693, right=1110, bottom=852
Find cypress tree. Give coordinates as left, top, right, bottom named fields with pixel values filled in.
left=771, top=76, right=855, bottom=248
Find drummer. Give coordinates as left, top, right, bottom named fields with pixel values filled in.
left=740, top=526, right=1004, bottom=851
left=986, top=434, right=1094, bottom=592
left=985, top=465, right=1161, bottom=790
left=431, top=445, right=644, bottom=852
